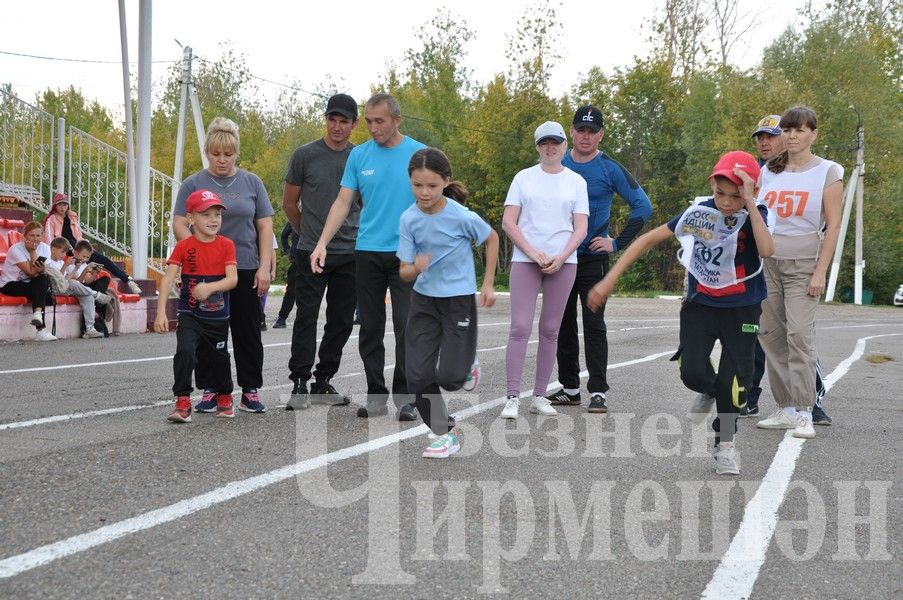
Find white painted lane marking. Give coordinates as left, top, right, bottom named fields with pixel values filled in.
left=0, top=318, right=685, bottom=375
left=1, top=322, right=683, bottom=430
left=700, top=333, right=901, bottom=600
left=0, top=351, right=671, bottom=579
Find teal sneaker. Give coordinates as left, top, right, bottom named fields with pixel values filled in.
left=422, top=427, right=462, bottom=459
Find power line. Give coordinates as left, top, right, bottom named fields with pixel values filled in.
left=0, top=49, right=175, bottom=65
left=193, top=56, right=326, bottom=100
left=192, top=54, right=509, bottom=138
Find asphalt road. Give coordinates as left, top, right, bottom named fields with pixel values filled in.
left=1, top=297, right=900, bottom=598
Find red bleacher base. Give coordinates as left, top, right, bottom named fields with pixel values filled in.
left=0, top=292, right=147, bottom=342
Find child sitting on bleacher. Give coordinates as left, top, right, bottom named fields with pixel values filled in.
left=43, top=192, right=142, bottom=294
left=0, top=221, right=55, bottom=341
left=46, top=237, right=111, bottom=339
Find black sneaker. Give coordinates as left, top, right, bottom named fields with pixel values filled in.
left=397, top=403, right=418, bottom=421
left=546, top=389, right=581, bottom=406
left=310, top=379, right=351, bottom=406
left=739, top=404, right=760, bottom=418
left=260, top=321, right=268, bottom=331
left=273, top=317, right=287, bottom=329
left=357, top=398, right=389, bottom=418
left=587, top=393, right=608, bottom=413
left=812, top=405, right=833, bottom=426
left=286, top=379, right=310, bottom=410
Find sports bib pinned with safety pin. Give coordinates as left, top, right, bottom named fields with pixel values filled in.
left=674, top=198, right=761, bottom=289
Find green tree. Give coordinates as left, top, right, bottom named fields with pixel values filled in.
left=36, top=86, right=119, bottom=146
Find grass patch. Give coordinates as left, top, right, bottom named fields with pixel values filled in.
left=865, top=353, right=894, bottom=364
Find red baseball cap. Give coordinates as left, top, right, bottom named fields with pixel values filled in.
left=186, top=189, right=226, bottom=213
left=52, top=192, right=70, bottom=205
left=709, top=150, right=760, bottom=186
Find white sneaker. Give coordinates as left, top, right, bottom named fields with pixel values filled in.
left=500, top=396, right=520, bottom=419
left=714, top=443, right=740, bottom=475
left=93, top=291, right=112, bottom=305
left=792, top=414, right=816, bottom=439
left=689, top=392, right=715, bottom=423
left=82, top=327, right=103, bottom=339
left=529, top=395, right=557, bottom=416
left=34, top=329, right=57, bottom=342
left=127, top=280, right=142, bottom=294
left=30, top=310, right=43, bottom=327
left=756, top=410, right=797, bottom=429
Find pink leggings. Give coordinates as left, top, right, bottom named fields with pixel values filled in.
left=506, top=261, right=577, bottom=397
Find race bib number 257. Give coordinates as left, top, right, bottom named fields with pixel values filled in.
left=764, top=190, right=809, bottom=218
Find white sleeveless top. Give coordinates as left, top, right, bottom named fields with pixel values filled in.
left=757, top=159, right=843, bottom=259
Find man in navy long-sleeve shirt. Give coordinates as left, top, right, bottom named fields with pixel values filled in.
left=546, top=105, right=652, bottom=413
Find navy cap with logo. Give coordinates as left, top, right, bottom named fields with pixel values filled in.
left=751, top=114, right=782, bottom=138
left=325, top=94, right=358, bottom=120
left=573, top=105, right=604, bottom=132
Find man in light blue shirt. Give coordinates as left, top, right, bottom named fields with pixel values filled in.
left=310, top=93, right=425, bottom=420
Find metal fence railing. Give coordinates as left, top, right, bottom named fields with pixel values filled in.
left=0, top=88, right=57, bottom=209
left=67, top=126, right=178, bottom=274
left=0, top=88, right=180, bottom=275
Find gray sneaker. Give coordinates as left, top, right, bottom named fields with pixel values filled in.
left=714, top=443, right=740, bottom=475
left=285, top=380, right=310, bottom=410
left=357, top=398, right=389, bottom=418
left=310, top=379, right=351, bottom=406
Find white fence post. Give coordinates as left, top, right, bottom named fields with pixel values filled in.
left=56, top=117, right=65, bottom=195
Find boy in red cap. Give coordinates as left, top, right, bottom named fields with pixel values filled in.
left=155, top=189, right=238, bottom=422
left=587, top=151, right=774, bottom=475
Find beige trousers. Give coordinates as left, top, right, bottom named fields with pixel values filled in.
left=758, top=257, right=819, bottom=409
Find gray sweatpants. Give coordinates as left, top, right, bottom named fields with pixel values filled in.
left=64, top=280, right=98, bottom=329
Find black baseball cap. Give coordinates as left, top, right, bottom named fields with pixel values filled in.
left=573, top=105, right=604, bottom=132
left=325, top=94, right=358, bottom=120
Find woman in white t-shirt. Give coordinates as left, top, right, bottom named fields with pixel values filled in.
left=500, top=121, right=589, bottom=419
left=0, top=221, right=56, bottom=341
left=754, top=106, right=843, bottom=439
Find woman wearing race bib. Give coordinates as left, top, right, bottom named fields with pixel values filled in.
left=754, top=106, right=843, bottom=440
left=587, top=151, right=773, bottom=476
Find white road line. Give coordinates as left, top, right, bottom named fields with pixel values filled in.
left=1, top=321, right=683, bottom=431
left=0, top=337, right=539, bottom=431
left=0, top=350, right=671, bottom=579
left=700, top=333, right=902, bottom=600
left=818, top=322, right=903, bottom=331
left=0, top=317, right=682, bottom=376
left=0, top=321, right=517, bottom=375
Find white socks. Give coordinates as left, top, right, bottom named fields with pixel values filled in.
left=783, top=407, right=798, bottom=417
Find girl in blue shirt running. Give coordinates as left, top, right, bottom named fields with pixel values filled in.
left=397, top=148, right=499, bottom=458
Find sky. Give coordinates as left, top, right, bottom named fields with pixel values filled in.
left=2, top=0, right=821, bottom=119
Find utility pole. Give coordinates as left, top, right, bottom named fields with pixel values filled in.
left=133, top=0, right=152, bottom=279
left=852, top=114, right=865, bottom=304
left=825, top=106, right=865, bottom=304
left=169, top=44, right=207, bottom=258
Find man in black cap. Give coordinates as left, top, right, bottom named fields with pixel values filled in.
left=282, top=93, right=360, bottom=409
left=546, top=106, right=653, bottom=413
